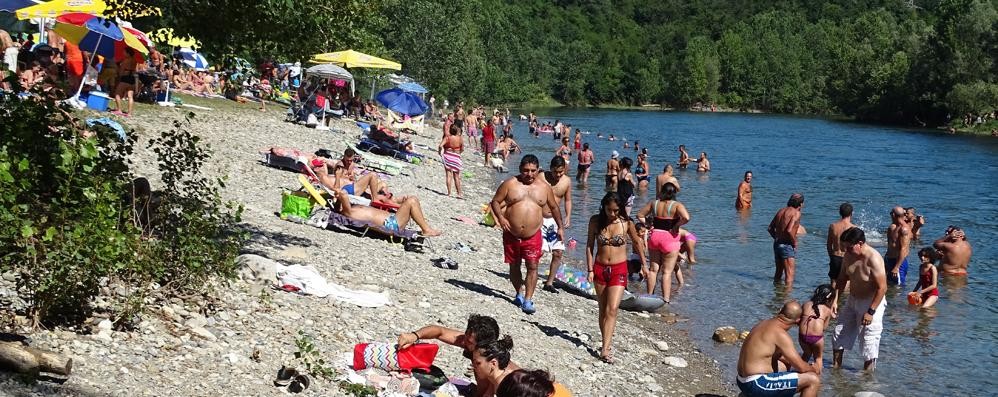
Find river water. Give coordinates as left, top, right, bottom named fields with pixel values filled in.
left=493, top=109, right=997, bottom=396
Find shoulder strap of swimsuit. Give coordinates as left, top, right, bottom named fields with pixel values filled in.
left=666, top=200, right=675, bottom=215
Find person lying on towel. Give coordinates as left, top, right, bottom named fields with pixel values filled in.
left=330, top=189, right=442, bottom=237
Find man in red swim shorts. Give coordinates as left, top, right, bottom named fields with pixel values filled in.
left=490, top=155, right=563, bottom=315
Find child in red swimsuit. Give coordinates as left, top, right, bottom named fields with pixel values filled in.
left=910, top=247, right=940, bottom=308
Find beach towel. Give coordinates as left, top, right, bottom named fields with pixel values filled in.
left=442, top=151, right=462, bottom=172
left=353, top=342, right=439, bottom=372
left=275, top=264, right=391, bottom=307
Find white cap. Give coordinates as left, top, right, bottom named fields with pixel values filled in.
left=611, top=150, right=619, bottom=158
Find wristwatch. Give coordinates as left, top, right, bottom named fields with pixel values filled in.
left=866, top=307, right=876, bottom=316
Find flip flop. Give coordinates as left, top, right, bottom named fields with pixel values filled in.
left=274, top=365, right=298, bottom=387
left=288, top=374, right=310, bottom=393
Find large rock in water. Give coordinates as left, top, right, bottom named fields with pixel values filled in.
left=713, top=326, right=739, bottom=343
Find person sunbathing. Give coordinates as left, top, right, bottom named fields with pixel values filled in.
left=330, top=188, right=441, bottom=236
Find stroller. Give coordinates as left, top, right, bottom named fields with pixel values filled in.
left=135, top=70, right=163, bottom=103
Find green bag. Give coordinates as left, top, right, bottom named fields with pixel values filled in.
left=281, top=191, right=314, bottom=219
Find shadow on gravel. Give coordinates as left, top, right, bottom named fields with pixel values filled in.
left=416, top=185, right=451, bottom=197
left=239, top=223, right=319, bottom=254
left=444, top=279, right=512, bottom=303
left=0, top=373, right=98, bottom=395
left=484, top=269, right=509, bottom=279
left=695, top=394, right=728, bottom=397
left=522, top=319, right=598, bottom=356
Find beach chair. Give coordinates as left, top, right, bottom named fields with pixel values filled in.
left=387, top=110, right=425, bottom=135
left=345, top=141, right=408, bottom=176
left=260, top=151, right=304, bottom=172
left=357, top=137, right=425, bottom=163
left=294, top=174, right=425, bottom=252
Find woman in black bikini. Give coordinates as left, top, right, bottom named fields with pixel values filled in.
left=112, top=48, right=138, bottom=116
left=585, top=193, right=646, bottom=364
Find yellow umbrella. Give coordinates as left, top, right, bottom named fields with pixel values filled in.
left=147, top=28, right=200, bottom=49
left=16, top=0, right=106, bottom=19
left=309, top=49, right=401, bottom=70
left=16, top=0, right=160, bottom=20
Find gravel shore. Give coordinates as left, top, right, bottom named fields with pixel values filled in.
left=0, top=97, right=733, bottom=396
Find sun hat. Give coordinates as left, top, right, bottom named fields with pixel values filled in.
left=611, top=150, right=619, bottom=158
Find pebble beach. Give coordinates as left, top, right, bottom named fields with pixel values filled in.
left=0, top=97, right=733, bottom=396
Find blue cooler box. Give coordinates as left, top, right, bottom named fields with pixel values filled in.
left=86, top=92, right=111, bottom=112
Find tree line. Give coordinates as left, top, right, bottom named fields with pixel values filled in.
left=149, top=0, right=997, bottom=126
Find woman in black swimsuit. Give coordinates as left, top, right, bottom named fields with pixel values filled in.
left=585, top=193, right=646, bottom=364
left=112, top=48, right=138, bottom=116
left=616, top=157, right=635, bottom=216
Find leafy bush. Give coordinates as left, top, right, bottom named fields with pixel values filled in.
left=0, top=92, right=244, bottom=326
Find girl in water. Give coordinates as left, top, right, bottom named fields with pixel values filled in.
left=635, top=151, right=650, bottom=190
left=586, top=193, right=646, bottom=364
left=555, top=137, right=572, bottom=167
left=799, top=284, right=834, bottom=372
left=909, top=247, right=939, bottom=308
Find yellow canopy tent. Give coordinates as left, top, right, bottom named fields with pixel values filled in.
left=309, top=49, right=401, bottom=70
left=147, top=28, right=200, bottom=49
left=16, top=0, right=161, bottom=20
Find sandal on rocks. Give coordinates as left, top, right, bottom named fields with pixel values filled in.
left=288, top=374, right=311, bottom=393
left=274, top=365, right=298, bottom=387
left=432, top=257, right=459, bottom=270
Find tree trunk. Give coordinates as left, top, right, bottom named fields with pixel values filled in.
left=0, top=342, right=72, bottom=376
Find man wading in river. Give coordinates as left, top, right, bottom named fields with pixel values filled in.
left=832, top=227, right=887, bottom=371
left=885, top=206, right=912, bottom=285
left=768, top=193, right=803, bottom=288
left=491, top=155, right=563, bottom=314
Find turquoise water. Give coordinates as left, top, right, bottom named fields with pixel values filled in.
left=499, top=109, right=997, bottom=396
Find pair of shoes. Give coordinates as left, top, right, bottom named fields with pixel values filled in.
left=521, top=299, right=536, bottom=314
left=431, top=257, right=459, bottom=270
left=274, top=366, right=310, bottom=393
left=513, top=294, right=525, bottom=307
left=542, top=284, right=559, bottom=294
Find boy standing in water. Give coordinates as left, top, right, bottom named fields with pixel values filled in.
left=826, top=202, right=854, bottom=283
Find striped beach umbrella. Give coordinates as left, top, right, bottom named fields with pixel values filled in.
left=178, top=47, right=208, bottom=70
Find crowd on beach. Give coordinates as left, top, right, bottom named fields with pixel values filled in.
left=411, top=106, right=976, bottom=396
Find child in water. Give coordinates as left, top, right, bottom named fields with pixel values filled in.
left=799, top=284, right=834, bottom=372
left=909, top=247, right=939, bottom=308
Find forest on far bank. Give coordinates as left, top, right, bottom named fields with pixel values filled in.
left=150, top=0, right=998, bottom=127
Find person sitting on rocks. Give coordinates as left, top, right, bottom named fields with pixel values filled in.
left=737, top=301, right=821, bottom=397
left=397, top=314, right=502, bottom=395
left=330, top=188, right=441, bottom=236
left=470, top=336, right=520, bottom=397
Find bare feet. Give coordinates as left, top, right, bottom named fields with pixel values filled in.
left=421, top=229, right=443, bottom=237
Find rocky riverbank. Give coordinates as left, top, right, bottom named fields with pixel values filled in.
left=0, top=96, right=733, bottom=396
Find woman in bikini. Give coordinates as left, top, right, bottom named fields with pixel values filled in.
left=112, top=48, right=138, bottom=116
left=799, top=284, right=834, bottom=372
left=586, top=193, right=646, bottom=364
left=635, top=152, right=650, bottom=190
left=636, top=183, right=690, bottom=303
left=556, top=137, right=571, bottom=167
left=438, top=124, right=464, bottom=198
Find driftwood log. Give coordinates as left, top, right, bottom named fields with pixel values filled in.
left=0, top=341, right=72, bottom=376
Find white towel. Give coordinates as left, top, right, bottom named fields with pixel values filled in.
left=275, top=264, right=390, bottom=307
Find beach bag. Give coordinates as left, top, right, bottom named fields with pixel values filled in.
left=352, top=342, right=439, bottom=372
left=281, top=190, right=313, bottom=219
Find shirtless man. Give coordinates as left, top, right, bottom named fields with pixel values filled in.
left=735, top=171, right=752, bottom=210
left=490, top=155, right=563, bottom=314
left=396, top=314, right=502, bottom=397
left=933, top=226, right=972, bottom=275
left=832, top=227, right=887, bottom=371
left=541, top=156, right=572, bottom=294
left=736, top=301, right=821, bottom=397
left=330, top=189, right=441, bottom=236
left=826, top=203, right=855, bottom=283
left=695, top=152, right=711, bottom=172
left=885, top=206, right=912, bottom=285
left=677, top=145, right=691, bottom=169
left=605, top=151, right=620, bottom=193
left=576, top=143, right=594, bottom=185
left=768, top=194, right=804, bottom=288
left=465, top=109, right=479, bottom=151
left=656, top=164, right=680, bottom=196
left=904, top=207, right=926, bottom=238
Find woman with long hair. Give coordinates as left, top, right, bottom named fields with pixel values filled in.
left=438, top=124, right=464, bottom=198
left=616, top=157, right=635, bottom=216
left=586, top=193, right=646, bottom=364
left=636, top=183, right=690, bottom=303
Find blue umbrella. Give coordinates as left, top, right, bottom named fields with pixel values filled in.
left=178, top=47, right=209, bottom=70
left=397, top=81, right=428, bottom=94
left=376, top=88, right=428, bottom=116
left=0, top=0, right=37, bottom=12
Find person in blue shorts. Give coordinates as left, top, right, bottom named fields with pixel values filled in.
left=737, top=301, right=821, bottom=397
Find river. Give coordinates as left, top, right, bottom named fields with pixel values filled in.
left=491, top=109, right=997, bottom=396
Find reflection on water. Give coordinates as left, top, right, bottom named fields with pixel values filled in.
left=504, top=109, right=998, bottom=396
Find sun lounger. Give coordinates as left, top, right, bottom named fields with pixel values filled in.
left=357, top=138, right=425, bottom=163
left=261, top=152, right=304, bottom=172
left=304, top=205, right=425, bottom=252
left=345, top=141, right=408, bottom=175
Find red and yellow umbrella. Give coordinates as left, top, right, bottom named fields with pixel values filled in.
left=54, top=12, right=148, bottom=60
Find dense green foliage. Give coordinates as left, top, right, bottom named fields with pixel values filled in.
left=150, top=0, right=997, bottom=125
left=0, top=92, right=244, bottom=325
